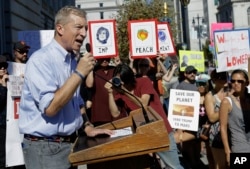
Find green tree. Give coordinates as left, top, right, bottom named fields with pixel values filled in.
left=114, top=0, right=178, bottom=63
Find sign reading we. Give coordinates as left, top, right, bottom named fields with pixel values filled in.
left=214, top=29, right=250, bottom=72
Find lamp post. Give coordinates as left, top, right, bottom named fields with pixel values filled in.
left=192, top=14, right=204, bottom=51
left=180, top=0, right=190, bottom=6
left=179, top=0, right=191, bottom=50
left=161, top=1, right=171, bottom=23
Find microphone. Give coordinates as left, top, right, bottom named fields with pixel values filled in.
left=85, top=43, right=91, bottom=53
left=94, top=73, right=151, bottom=125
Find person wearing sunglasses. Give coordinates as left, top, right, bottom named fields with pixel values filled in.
left=0, top=55, right=8, bottom=168
left=175, top=65, right=206, bottom=169
left=13, top=41, right=30, bottom=63
left=220, top=69, right=250, bottom=167
left=204, top=69, right=230, bottom=169
left=196, top=73, right=215, bottom=169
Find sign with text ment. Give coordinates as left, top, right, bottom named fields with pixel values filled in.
left=157, top=23, right=176, bottom=56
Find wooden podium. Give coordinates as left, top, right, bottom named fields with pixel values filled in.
left=69, top=106, right=170, bottom=169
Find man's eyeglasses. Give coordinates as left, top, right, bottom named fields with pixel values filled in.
left=230, top=79, right=245, bottom=84
left=0, top=62, right=8, bottom=69
left=196, top=82, right=207, bottom=87
left=186, top=70, right=197, bottom=75
left=17, top=50, right=29, bottom=54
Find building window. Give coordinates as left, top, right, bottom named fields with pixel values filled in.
left=214, top=0, right=219, bottom=5
left=248, top=7, right=250, bottom=26
left=77, top=5, right=81, bottom=8
left=100, top=12, right=104, bottom=19
left=100, top=3, right=103, bottom=7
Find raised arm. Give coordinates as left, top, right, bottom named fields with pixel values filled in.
left=162, top=63, right=178, bottom=82
left=45, top=53, right=94, bottom=117
left=104, top=81, right=121, bottom=118
left=204, top=92, right=220, bottom=123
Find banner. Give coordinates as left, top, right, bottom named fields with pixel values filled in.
left=18, top=30, right=54, bottom=57
left=179, top=50, right=205, bottom=72
left=168, top=89, right=200, bottom=131
left=214, top=29, right=250, bottom=72
left=6, top=62, right=26, bottom=167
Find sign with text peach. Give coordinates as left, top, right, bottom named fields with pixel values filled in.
left=157, top=23, right=176, bottom=56
left=179, top=50, right=205, bottom=72
left=88, top=19, right=118, bottom=59
left=128, top=19, right=158, bottom=58
left=168, top=89, right=200, bottom=131
left=214, top=29, right=250, bottom=72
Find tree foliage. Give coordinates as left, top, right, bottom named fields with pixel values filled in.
left=113, top=0, right=178, bottom=63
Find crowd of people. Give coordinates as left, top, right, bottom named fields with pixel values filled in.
left=0, top=5, right=250, bottom=169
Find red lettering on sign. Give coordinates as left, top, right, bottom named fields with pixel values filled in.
left=14, top=98, right=20, bottom=119
left=216, top=34, right=225, bottom=43
left=226, top=54, right=250, bottom=67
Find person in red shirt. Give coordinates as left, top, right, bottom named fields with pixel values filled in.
left=86, top=58, right=126, bottom=126
left=104, top=63, right=183, bottom=169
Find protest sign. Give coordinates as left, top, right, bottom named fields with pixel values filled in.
left=128, top=19, right=158, bottom=58
left=168, top=89, right=200, bottom=131
left=210, top=22, right=233, bottom=46
left=214, top=29, right=250, bottom=72
left=157, top=23, right=176, bottom=56
left=18, top=30, right=54, bottom=57
left=6, top=62, right=26, bottom=167
left=88, top=19, right=118, bottom=59
left=179, top=50, right=205, bottom=72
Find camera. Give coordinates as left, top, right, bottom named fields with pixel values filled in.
left=112, top=77, right=121, bottom=87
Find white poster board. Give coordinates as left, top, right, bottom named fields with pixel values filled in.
left=168, top=89, right=200, bottom=131
left=88, top=19, right=118, bottom=59
left=6, top=62, right=26, bottom=167
left=157, top=23, right=176, bottom=56
left=214, top=29, right=250, bottom=72
left=128, top=19, right=158, bottom=58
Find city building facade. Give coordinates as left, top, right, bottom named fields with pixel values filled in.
left=0, top=0, right=74, bottom=56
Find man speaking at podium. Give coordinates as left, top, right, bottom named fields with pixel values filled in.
left=105, top=63, right=184, bottom=169
left=18, top=6, right=113, bottom=169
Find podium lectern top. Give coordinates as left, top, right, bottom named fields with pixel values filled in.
left=69, top=106, right=170, bottom=166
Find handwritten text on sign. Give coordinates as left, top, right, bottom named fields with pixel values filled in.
left=214, top=29, right=250, bottom=72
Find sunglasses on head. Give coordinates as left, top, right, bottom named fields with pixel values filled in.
left=230, top=79, right=245, bottom=84
left=0, top=62, right=8, bottom=69
left=186, top=70, right=197, bottom=74
left=196, top=82, right=207, bottom=87
left=17, top=50, right=29, bottom=54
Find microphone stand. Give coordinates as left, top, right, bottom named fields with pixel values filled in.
left=94, top=72, right=151, bottom=125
